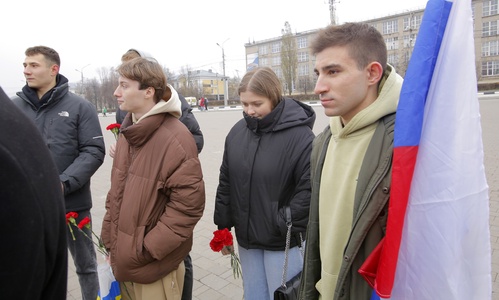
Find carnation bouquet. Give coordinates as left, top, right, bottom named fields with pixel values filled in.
left=66, top=212, right=108, bottom=256
left=66, top=212, right=123, bottom=299
left=210, top=228, right=242, bottom=279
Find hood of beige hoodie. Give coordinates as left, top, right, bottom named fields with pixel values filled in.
left=132, top=84, right=182, bottom=124
left=128, top=48, right=153, bottom=59
left=330, top=64, right=403, bottom=137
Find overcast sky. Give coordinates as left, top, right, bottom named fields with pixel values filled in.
left=0, top=0, right=428, bottom=97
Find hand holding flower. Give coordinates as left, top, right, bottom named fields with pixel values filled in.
left=210, top=228, right=242, bottom=279
left=221, top=245, right=233, bottom=256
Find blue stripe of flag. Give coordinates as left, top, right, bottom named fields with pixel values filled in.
left=393, top=0, right=452, bottom=148
left=371, top=290, right=380, bottom=300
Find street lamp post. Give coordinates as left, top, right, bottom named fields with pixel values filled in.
left=75, top=64, right=90, bottom=95
left=215, top=73, right=220, bottom=101
left=216, top=38, right=229, bottom=106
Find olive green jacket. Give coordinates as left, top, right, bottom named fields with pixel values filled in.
left=299, top=113, right=395, bottom=300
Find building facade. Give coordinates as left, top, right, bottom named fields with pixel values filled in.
left=244, top=0, right=499, bottom=92
left=171, top=69, right=228, bottom=101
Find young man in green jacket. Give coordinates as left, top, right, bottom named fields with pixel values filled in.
left=299, top=22, right=403, bottom=300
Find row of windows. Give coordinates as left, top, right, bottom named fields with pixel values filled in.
left=483, top=40, right=499, bottom=56
left=381, top=14, right=422, bottom=35
left=385, top=34, right=417, bottom=50
left=257, top=58, right=499, bottom=78
left=259, top=53, right=499, bottom=78
left=259, top=37, right=308, bottom=55
left=403, top=14, right=422, bottom=30
left=387, top=52, right=412, bottom=65
left=257, top=51, right=309, bottom=63
left=256, top=62, right=311, bottom=77
left=483, top=0, right=498, bottom=16
left=260, top=56, right=311, bottom=73
left=483, top=20, right=499, bottom=36
left=483, top=60, right=499, bottom=75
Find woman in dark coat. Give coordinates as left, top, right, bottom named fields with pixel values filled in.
left=214, top=67, right=315, bottom=300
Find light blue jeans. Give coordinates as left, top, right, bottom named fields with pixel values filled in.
left=238, top=243, right=304, bottom=300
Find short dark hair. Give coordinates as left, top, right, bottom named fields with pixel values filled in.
left=25, top=46, right=61, bottom=67
left=311, top=22, right=387, bottom=72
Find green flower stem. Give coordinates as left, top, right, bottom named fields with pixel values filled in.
left=67, top=224, right=76, bottom=240
left=230, top=250, right=243, bottom=279
left=69, top=222, right=108, bottom=256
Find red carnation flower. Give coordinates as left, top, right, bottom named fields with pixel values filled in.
left=66, top=212, right=79, bottom=224
left=106, top=123, right=121, bottom=130
left=77, top=216, right=91, bottom=229
left=65, top=211, right=108, bottom=256
left=106, top=123, right=121, bottom=141
left=209, top=228, right=241, bottom=279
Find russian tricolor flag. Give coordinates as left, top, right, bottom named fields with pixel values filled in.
left=359, top=0, right=492, bottom=299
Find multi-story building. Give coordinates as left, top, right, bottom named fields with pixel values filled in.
left=171, top=69, right=228, bottom=101
left=244, top=0, right=499, bottom=92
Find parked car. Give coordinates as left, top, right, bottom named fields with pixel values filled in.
left=185, top=96, right=197, bottom=107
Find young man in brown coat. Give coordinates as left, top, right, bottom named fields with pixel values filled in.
left=101, top=57, right=205, bottom=300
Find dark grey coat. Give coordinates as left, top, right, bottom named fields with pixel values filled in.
left=299, top=114, right=395, bottom=300
left=11, top=74, right=105, bottom=212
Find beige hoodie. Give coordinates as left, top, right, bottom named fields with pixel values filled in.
left=133, top=84, right=182, bottom=124
left=316, top=65, right=403, bottom=299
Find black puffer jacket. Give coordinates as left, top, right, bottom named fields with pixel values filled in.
left=214, top=98, right=315, bottom=250
left=11, top=74, right=105, bottom=212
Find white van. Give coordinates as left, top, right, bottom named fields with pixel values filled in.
left=185, top=97, right=197, bottom=107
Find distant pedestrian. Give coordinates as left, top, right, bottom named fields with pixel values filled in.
left=204, top=97, right=209, bottom=111
left=103, top=106, right=107, bottom=117
left=199, top=97, right=205, bottom=111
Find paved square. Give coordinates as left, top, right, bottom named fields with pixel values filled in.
left=67, top=98, right=499, bottom=299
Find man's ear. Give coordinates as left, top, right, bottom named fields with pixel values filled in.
left=51, top=64, right=60, bottom=76
left=366, top=62, right=383, bottom=86
left=145, top=86, right=155, bottom=100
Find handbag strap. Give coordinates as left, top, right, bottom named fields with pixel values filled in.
left=280, top=207, right=304, bottom=288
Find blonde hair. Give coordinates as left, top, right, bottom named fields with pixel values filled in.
left=238, top=67, right=283, bottom=108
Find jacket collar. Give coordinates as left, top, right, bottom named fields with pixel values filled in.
left=121, top=113, right=167, bottom=148
left=22, top=74, right=69, bottom=109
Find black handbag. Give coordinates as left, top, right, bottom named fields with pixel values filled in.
left=274, top=207, right=304, bottom=300
left=274, top=271, right=302, bottom=300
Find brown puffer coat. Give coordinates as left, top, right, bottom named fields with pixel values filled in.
left=101, top=112, right=205, bottom=284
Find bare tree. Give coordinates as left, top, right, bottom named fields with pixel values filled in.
left=96, top=66, right=119, bottom=111
left=228, top=76, right=241, bottom=102
left=297, top=75, right=316, bottom=96
left=280, top=21, right=298, bottom=96
left=175, top=65, right=196, bottom=97
left=163, top=66, right=176, bottom=82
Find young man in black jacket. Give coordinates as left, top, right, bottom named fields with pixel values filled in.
left=11, top=46, right=105, bottom=300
